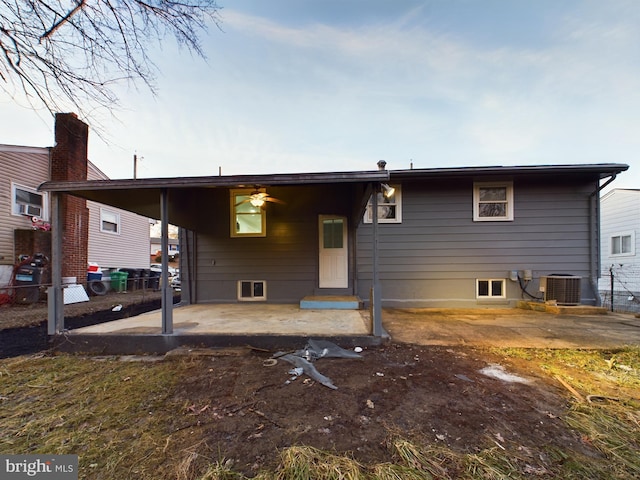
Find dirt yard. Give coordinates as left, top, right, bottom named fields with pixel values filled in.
left=161, top=344, right=597, bottom=477
left=0, top=289, right=171, bottom=358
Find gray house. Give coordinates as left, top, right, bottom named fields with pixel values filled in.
left=40, top=162, right=627, bottom=341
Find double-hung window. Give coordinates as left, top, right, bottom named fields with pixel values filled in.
left=364, top=184, right=402, bottom=223
left=100, top=209, right=120, bottom=234
left=473, top=182, right=513, bottom=221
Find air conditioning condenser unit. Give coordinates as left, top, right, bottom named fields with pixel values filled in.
left=539, top=275, right=581, bottom=305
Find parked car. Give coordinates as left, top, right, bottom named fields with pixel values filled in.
left=150, top=264, right=177, bottom=276
left=170, top=275, right=181, bottom=289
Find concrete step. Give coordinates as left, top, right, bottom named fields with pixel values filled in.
left=300, top=295, right=362, bottom=310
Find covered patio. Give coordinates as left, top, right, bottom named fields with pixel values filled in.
left=40, top=168, right=391, bottom=353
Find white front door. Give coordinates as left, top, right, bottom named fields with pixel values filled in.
left=319, top=215, right=348, bottom=288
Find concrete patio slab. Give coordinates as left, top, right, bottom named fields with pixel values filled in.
left=383, top=308, right=640, bottom=349
left=71, top=303, right=372, bottom=335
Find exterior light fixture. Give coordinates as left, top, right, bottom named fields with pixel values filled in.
left=381, top=183, right=395, bottom=198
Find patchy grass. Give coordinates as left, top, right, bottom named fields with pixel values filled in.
left=0, top=354, right=188, bottom=479
left=1, top=348, right=639, bottom=479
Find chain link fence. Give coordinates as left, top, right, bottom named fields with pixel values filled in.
left=599, top=264, right=640, bottom=314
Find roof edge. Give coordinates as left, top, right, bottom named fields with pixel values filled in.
left=390, top=163, right=629, bottom=179
left=39, top=170, right=390, bottom=192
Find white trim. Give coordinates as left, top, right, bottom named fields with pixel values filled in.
left=476, top=278, right=506, bottom=299
left=0, top=144, right=50, bottom=154
left=364, top=184, right=402, bottom=224
left=610, top=231, right=635, bottom=257
left=237, top=280, right=267, bottom=301
left=11, top=182, right=48, bottom=220
left=100, top=208, right=121, bottom=235
left=473, top=182, right=514, bottom=221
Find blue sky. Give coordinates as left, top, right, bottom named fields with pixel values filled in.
left=2, top=0, right=639, bottom=188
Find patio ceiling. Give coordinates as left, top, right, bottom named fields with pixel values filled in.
left=39, top=170, right=389, bottom=230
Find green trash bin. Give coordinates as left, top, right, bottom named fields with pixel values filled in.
left=111, top=271, right=129, bottom=292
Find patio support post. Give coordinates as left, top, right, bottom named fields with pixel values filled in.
left=48, top=192, right=64, bottom=334
left=371, top=183, right=383, bottom=336
left=160, top=188, right=173, bottom=334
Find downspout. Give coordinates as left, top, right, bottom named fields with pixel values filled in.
left=589, top=173, right=618, bottom=306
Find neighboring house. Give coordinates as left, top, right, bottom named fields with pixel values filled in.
left=41, top=162, right=628, bottom=319
left=150, top=236, right=180, bottom=260
left=0, top=145, right=51, bottom=288
left=598, top=188, right=640, bottom=313
left=86, top=163, right=150, bottom=271
left=0, top=143, right=150, bottom=289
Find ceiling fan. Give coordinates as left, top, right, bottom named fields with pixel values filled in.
left=235, top=188, right=285, bottom=208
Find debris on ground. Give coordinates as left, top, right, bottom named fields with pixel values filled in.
left=479, top=364, right=531, bottom=384
left=274, top=339, right=363, bottom=390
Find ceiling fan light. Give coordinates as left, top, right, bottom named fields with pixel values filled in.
left=250, top=196, right=265, bottom=207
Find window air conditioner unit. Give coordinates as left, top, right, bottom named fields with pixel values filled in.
left=19, top=204, right=42, bottom=217
left=237, top=280, right=266, bottom=301
left=539, top=275, right=581, bottom=305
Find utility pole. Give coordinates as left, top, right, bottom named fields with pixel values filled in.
left=133, top=153, right=138, bottom=179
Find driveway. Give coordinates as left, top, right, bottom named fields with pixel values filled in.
left=382, top=308, right=640, bottom=349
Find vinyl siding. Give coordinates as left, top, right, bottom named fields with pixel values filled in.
left=0, top=146, right=50, bottom=265
left=357, top=176, right=597, bottom=307
left=598, top=189, right=640, bottom=295
left=193, top=185, right=356, bottom=303
left=87, top=163, right=151, bottom=269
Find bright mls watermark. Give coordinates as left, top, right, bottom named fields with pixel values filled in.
left=1, top=455, right=78, bottom=479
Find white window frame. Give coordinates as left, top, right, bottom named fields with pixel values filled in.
left=230, top=188, right=267, bottom=238
left=100, top=208, right=121, bottom=234
left=364, top=184, right=402, bottom=224
left=610, top=231, right=635, bottom=257
left=11, top=183, right=48, bottom=220
left=473, top=182, right=514, bottom=221
left=476, top=278, right=506, bottom=299
left=237, top=280, right=267, bottom=301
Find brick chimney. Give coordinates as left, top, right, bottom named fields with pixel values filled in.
left=50, top=113, right=89, bottom=284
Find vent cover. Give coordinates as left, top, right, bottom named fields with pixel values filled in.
left=539, top=275, right=581, bottom=305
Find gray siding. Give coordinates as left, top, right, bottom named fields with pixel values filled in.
left=193, top=185, right=357, bottom=303
left=357, top=176, right=598, bottom=307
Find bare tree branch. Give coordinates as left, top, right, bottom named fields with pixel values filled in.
left=40, top=0, right=85, bottom=40
left=0, top=0, right=221, bottom=121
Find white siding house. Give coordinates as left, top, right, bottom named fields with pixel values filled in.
left=87, top=163, right=151, bottom=270
left=599, top=188, right=640, bottom=312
